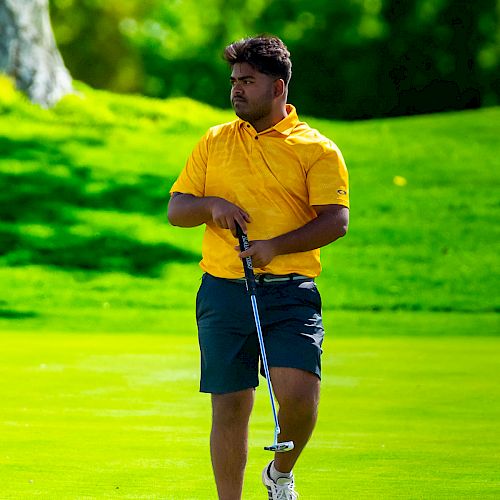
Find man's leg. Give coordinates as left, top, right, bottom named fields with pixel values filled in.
left=269, top=367, right=320, bottom=473
left=210, top=388, right=255, bottom=500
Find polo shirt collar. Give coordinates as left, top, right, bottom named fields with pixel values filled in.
left=272, top=104, right=298, bottom=136
left=238, top=104, right=298, bottom=136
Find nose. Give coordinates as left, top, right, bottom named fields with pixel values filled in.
left=232, top=82, right=244, bottom=95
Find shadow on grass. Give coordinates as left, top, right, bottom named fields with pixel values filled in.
left=1, top=226, right=197, bottom=277
left=2, top=169, right=175, bottom=221
left=0, top=133, right=177, bottom=213
left=0, top=309, right=38, bottom=319
left=0, top=135, right=101, bottom=164
left=0, top=136, right=192, bottom=276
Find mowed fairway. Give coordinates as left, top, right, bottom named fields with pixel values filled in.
left=1, top=313, right=499, bottom=499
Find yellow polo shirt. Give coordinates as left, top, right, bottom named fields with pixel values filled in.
left=170, top=104, right=349, bottom=278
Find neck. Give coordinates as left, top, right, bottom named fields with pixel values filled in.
left=252, top=102, right=288, bottom=132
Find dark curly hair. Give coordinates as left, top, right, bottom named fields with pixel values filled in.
left=223, top=35, right=292, bottom=85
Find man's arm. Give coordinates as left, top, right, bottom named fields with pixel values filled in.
left=168, top=192, right=251, bottom=234
left=238, top=204, right=349, bottom=269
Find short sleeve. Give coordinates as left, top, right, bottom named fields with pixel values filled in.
left=306, top=142, right=349, bottom=208
left=170, top=131, right=210, bottom=197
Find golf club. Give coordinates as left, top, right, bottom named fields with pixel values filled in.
left=235, top=222, right=294, bottom=453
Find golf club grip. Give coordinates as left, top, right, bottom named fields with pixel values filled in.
left=235, top=223, right=257, bottom=295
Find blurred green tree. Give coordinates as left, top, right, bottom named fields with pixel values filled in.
left=371, top=0, right=499, bottom=117
left=50, top=0, right=149, bottom=93
left=253, top=0, right=499, bottom=118
left=49, top=0, right=499, bottom=119
left=117, top=0, right=268, bottom=106
left=253, top=0, right=388, bottom=118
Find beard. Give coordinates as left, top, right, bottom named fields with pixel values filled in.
left=231, top=90, right=274, bottom=124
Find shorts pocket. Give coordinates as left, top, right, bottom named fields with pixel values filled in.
left=296, top=281, right=322, bottom=310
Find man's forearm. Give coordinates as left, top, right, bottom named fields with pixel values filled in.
left=167, top=193, right=215, bottom=227
left=236, top=205, right=349, bottom=269
left=168, top=193, right=251, bottom=233
left=271, top=205, right=349, bottom=256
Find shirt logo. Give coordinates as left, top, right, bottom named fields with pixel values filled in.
left=337, top=189, right=347, bottom=195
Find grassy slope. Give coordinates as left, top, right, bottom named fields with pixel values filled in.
left=0, top=77, right=499, bottom=332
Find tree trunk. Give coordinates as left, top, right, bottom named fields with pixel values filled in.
left=0, top=0, right=72, bottom=108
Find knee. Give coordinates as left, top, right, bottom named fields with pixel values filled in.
left=212, top=389, right=254, bottom=427
left=271, top=368, right=321, bottom=420
left=279, top=391, right=319, bottom=420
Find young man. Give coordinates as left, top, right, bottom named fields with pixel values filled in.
left=168, top=35, right=349, bottom=500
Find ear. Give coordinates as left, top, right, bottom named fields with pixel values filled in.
left=273, top=79, right=286, bottom=98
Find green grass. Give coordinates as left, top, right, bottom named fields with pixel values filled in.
left=1, top=326, right=499, bottom=498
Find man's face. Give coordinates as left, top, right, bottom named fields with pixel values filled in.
left=230, top=62, right=275, bottom=124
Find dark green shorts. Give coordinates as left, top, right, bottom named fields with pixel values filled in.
left=196, top=273, right=325, bottom=394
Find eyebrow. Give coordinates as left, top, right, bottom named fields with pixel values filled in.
left=230, top=75, right=256, bottom=81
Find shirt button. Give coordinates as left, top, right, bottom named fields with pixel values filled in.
left=247, top=124, right=250, bottom=128
left=255, top=136, right=259, bottom=140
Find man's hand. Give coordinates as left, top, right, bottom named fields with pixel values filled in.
left=210, top=198, right=251, bottom=236
left=236, top=239, right=278, bottom=269
left=233, top=204, right=349, bottom=269
left=168, top=193, right=250, bottom=235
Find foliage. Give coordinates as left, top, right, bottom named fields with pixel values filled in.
left=259, top=0, right=500, bottom=118
left=49, top=0, right=500, bottom=119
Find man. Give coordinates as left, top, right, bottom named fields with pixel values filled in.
left=168, top=35, right=349, bottom=500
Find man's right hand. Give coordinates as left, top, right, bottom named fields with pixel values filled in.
left=209, top=197, right=251, bottom=236
left=168, top=193, right=250, bottom=236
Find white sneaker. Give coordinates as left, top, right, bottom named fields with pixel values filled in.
left=262, top=461, right=299, bottom=500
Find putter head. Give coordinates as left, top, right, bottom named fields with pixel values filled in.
left=264, top=441, right=295, bottom=453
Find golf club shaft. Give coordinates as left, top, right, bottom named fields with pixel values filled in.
left=249, top=294, right=280, bottom=436
left=235, top=223, right=281, bottom=439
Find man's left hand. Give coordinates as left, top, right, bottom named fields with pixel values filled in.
left=235, top=239, right=277, bottom=269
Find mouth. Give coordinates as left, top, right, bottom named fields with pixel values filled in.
left=232, top=97, right=247, bottom=105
